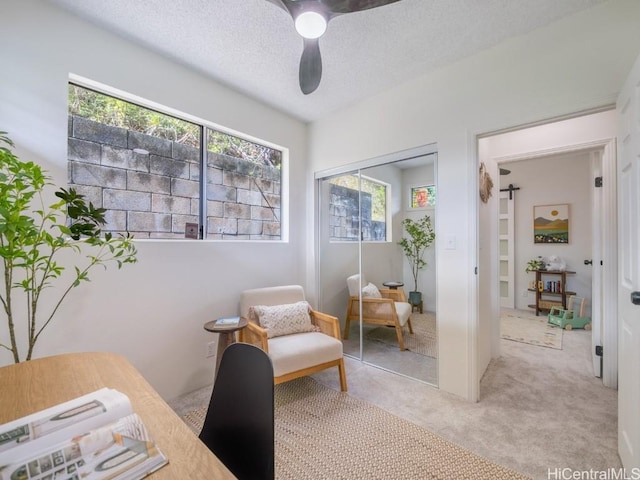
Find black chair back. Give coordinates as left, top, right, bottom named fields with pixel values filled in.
left=199, top=342, right=274, bottom=480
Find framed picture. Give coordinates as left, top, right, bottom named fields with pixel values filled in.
left=533, top=204, right=569, bottom=243
left=410, top=185, right=436, bottom=209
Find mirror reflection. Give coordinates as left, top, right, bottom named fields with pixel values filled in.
left=317, top=153, right=437, bottom=386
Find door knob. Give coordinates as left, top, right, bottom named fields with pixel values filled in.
left=632, top=291, right=640, bottom=306
left=584, top=260, right=593, bottom=265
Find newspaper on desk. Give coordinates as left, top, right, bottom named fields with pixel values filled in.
left=0, top=388, right=167, bottom=480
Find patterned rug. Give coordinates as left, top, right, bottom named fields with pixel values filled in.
left=501, top=312, right=563, bottom=350
left=182, top=377, right=529, bottom=480
left=365, top=312, right=437, bottom=357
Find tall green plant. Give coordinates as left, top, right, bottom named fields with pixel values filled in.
left=398, top=215, right=435, bottom=293
left=0, top=132, right=137, bottom=363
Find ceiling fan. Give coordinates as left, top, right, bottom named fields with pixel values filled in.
left=265, top=0, right=402, bottom=95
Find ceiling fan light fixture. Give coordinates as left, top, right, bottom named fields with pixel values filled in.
left=294, top=11, right=327, bottom=39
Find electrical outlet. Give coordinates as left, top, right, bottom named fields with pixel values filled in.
left=185, top=222, right=198, bottom=239
left=206, top=341, right=217, bottom=358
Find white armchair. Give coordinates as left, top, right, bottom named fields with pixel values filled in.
left=238, top=285, right=347, bottom=391
left=344, top=274, right=413, bottom=351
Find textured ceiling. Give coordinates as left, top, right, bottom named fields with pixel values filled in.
left=47, top=0, right=606, bottom=123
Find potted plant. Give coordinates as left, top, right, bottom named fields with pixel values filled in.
left=525, top=258, right=544, bottom=272
left=398, top=215, right=435, bottom=306
left=0, top=132, right=137, bottom=363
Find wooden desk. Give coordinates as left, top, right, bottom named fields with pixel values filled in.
left=0, top=352, right=235, bottom=479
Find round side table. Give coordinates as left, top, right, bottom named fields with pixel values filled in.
left=204, top=317, right=249, bottom=375
left=382, top=281, right=404, bottom=290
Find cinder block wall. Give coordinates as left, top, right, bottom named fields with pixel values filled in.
left=68, top=116, right=281, bottom=239
left=329, top=184, right=385, bottom=241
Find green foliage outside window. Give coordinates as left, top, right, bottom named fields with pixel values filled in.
left=68, top=84, right=281, bottom=168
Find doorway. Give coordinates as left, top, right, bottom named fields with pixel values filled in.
left=477, top=109, right=618, bottom=392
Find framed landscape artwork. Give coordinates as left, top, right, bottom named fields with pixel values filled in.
left=533, top=204, right=569, bottom=243
left=410, top=185, right=436, bottom=209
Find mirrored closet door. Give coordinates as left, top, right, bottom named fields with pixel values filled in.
left=318, top=172, right=362, bottom=358
left=316, top=147, right=439, bottom=386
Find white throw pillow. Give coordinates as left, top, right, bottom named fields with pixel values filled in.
left=362, top=282, right=382, bottom=298
left=252, top=301, right=315, bottom=338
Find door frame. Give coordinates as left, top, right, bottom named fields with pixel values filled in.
left=600, top=139, right=618, bottom=388
left=476, top=120, right=618, bottom=392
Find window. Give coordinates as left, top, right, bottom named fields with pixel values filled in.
left=67, top=82, right=284, bottom=240
left=205, top=130, right=281, bottom=239
left=410, top=185, right=436, bottom=209
left=328, top=174, right=389, bottom=242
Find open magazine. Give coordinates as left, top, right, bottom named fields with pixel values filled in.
left=0, top=388, right=167, bottom=480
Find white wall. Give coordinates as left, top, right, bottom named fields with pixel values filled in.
left=506, top=153, right=594, bottom=311
left=361, top=163, right=405, bottom=287
left=0, top=0, right=308, bottom=401
left=306, top=1, right=640, bottom=399
left=401, top=164, right=436, bottom=311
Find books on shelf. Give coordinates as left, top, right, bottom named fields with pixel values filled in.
left=215, top=316, right=240, bottom=326
left=0, top=388, right=167, bottom=480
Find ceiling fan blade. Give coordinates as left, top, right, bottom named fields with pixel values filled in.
left=299, top=38, right=322, bottom=95
left=271, top=0, right=401, bottom=17
left=263, top=0, right=289, bottom=13
left=321, top=0, right=402, bottom=15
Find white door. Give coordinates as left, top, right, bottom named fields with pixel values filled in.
left=617, top=54, right=640, bottom=469
left=499, top=191, right=515, bottom=308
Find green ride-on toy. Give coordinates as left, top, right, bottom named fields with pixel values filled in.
left=547, top=295, right=591, bottom=331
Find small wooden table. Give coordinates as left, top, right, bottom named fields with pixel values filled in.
left=382, top=281, right=404, bottom=290
left=204, top=317, right=249, bottom=375
left=0, top=352, right=235, bottom=479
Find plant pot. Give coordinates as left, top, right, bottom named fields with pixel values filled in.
left=408, top=291, right=422, bottom=306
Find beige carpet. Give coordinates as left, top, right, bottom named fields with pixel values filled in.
left=365, top=312, right=437, bottom=357
left=501, top=311, right=563, bottom=349
left=182, top=377, right=529, bottom=480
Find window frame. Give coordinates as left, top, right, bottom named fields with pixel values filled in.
left=68, top=74, right=289, bottom=242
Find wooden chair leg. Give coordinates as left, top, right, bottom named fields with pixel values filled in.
left=395, top=324, right=406, bottom=351
left=343, top=315, right=351, bottom=339
left=406, top=318, right=414, bottom=334
left=337, top=358, right=347, bottom=392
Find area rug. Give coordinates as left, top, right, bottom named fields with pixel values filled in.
left=365, top=312, right=437, bottom=357
left=501, top=311, right=563, bottom=350
left=182, top=377, right=529, bottom=480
